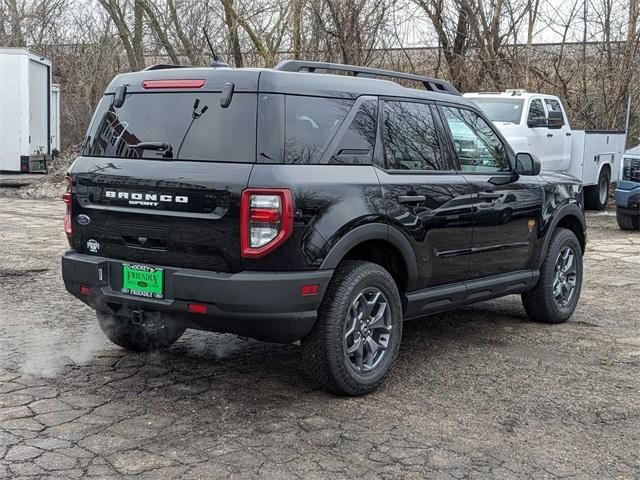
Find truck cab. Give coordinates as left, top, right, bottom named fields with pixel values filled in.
left=465, top=90, right=626, bottom=210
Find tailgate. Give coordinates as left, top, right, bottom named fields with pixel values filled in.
left=70, top=157, right=251, bottom=272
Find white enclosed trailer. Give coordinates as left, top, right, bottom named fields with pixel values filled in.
left=0, top=48, right=55, bottom=172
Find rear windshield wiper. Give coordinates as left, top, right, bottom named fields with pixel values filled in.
left=130, top=142, right=173, bottom=158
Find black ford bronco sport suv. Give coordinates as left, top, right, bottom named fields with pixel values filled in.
left=62, top=60, right=586, bottom=396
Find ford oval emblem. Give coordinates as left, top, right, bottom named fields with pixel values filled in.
left=77, top=214, right=91, bottom=225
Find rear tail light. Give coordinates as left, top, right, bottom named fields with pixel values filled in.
left=63, top=175, right=72, bottom=237
left=240, top=189, right=294, bottom=258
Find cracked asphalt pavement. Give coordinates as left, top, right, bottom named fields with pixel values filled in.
left=0, top=198, right=639, bottom=479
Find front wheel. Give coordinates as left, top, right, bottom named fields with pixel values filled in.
left=97, top=311, right=185, bottom=352
left=301, top=261, right=403, bottom=396
left=584, top=168, right=610, bottom=211
left=522, top=228, right=583, bottom=324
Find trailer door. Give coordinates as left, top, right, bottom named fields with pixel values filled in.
left=28, top=58, right=49, bottom=155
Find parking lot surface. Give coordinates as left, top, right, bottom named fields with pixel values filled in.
left=0, top=198, right=639, bottom=479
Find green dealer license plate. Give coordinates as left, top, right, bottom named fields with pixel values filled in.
left=121, top=264, right=164, bottom=299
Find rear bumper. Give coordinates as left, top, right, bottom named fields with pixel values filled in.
left=61, top=250, right=333, bottom=343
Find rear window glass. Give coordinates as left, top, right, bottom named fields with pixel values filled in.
left=383, top=101, right=443, bottom=171
left=82, top=92, right=256, bottom=162
left=284, top=95, right=353, bottom=164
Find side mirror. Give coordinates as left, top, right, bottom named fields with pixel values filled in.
left=515, top=152, right=541, bottom=176
left=527, top=116, right=548, bottom=128
left=547, top=110, right=564, bottom=129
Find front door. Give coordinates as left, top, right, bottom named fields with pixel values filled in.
left=377, top=99, right=474, bottom=291
left=543, top=98, right=572, bottom=170
left=438, top=104, right=545, bottom=279
left=526, top=97, right=552, bottom=164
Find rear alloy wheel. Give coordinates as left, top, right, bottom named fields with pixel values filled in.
left=616, top=209, right=640, bottom=230
left=96, top=311, right=185, bottom=352
left=585, top=169, right=610, bottom=210
left=344, top=288, right=393, bottom=373
left=522, top=228, right=583, bottom=323
left=301, top=261, right=402, bottom=396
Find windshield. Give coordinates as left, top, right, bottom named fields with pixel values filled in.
left=82, top=92, right=256, bottom=162
left=468, top=98, right=524, bottom=124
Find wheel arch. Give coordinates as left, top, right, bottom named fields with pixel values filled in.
left=320, top=224, right=418, bottom=295
left=536, top=204, right=586, bottom=269
left=598, top=162, right=612, bottom=180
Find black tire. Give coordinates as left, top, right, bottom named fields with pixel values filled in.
left=96, top=311, right=185, bottom=352
left=301, top=261, right=403, bottom=396
left=522, top=228, right=583, bottom=324
left=616, top=209, right=640, bottom=230
left=584, top=168, right=610, bottom=211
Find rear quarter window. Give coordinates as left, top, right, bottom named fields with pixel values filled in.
left=82, top=92, right=257, bottom=162
left=284, top=96, right=353, bottom=164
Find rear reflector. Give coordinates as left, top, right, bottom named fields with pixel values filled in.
left=188, top=303, right=208, bottom=314
left=142, top=79, right=206, bottom=89
left=79, top=285, right=92, bottom=295
left=301, top=284, right=320, bottom=296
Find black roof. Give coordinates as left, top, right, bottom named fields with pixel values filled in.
left=104, top=61, right=471, bottom=107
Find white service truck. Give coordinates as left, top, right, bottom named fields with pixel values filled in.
left=0, top=48, right=60, bottom=173
left=465, top=90, right=626, bottom=210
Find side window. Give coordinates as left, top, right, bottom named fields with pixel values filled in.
left=284, top=96, right=353, bottom=164
left=383, top=101, right=444, bottom=171
left=330, top=100, right=377, bottom=165
left=441, top=106, right=511, bottom=173
left=544, top=99, right=565, bottom=125
left=528, top=99, right=545, bottom=122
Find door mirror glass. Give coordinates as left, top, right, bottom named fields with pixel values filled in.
left=515, top=152, right=541, bottom=176
left=547, top=110, right=563, bottom=129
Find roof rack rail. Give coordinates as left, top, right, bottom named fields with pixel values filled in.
left=273, top=60, right=460, bottom=95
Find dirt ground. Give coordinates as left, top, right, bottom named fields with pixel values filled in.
left=0, top=198, right=638, bottom=479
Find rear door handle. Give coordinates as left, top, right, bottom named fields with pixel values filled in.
left=398, top=195, right=426, bottom=204
left=547, top=133, right=554, bottom=138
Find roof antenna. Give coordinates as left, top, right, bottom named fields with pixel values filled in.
left=203, top=28, right=230, bottom=68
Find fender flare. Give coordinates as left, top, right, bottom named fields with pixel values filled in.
left=320, top=223, right=418, bottom=291
left=535, top=203, right=586, bottom=269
